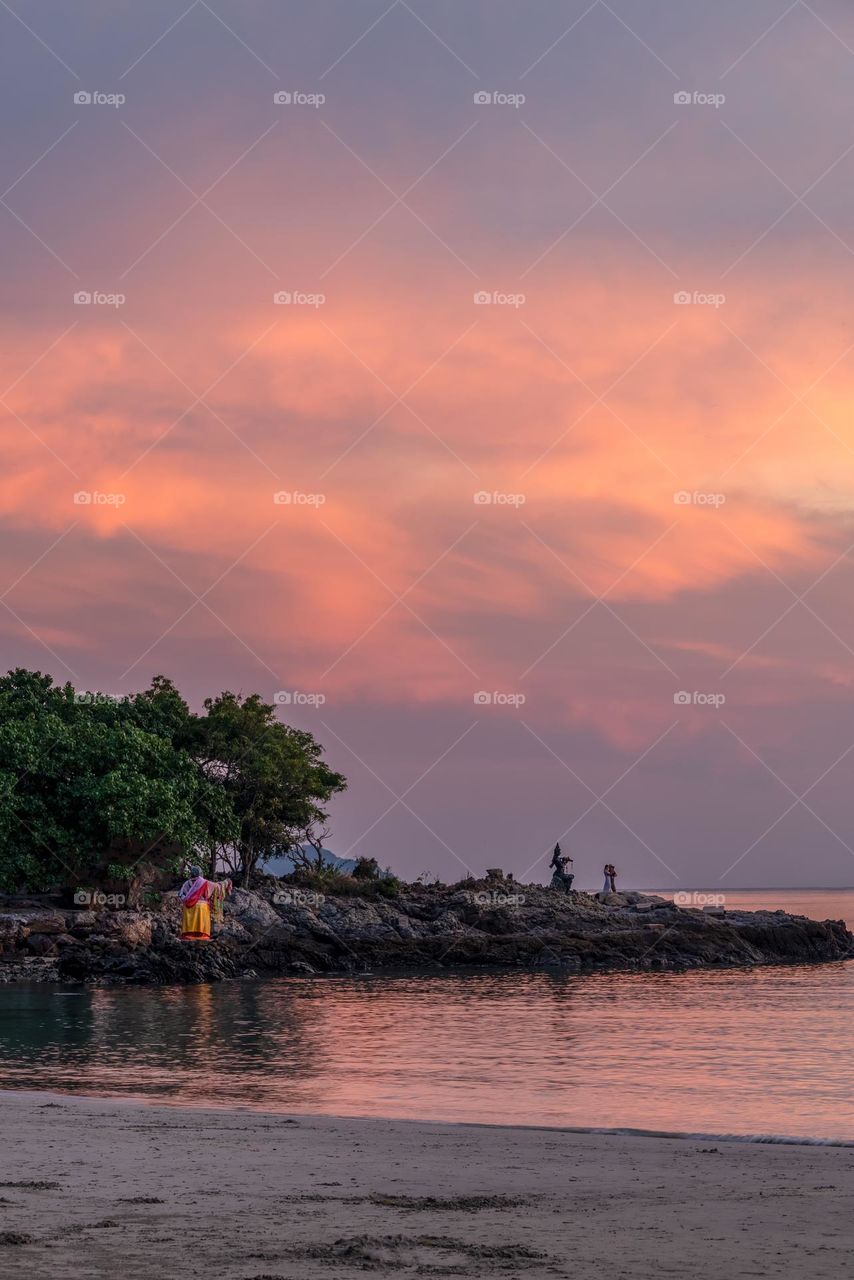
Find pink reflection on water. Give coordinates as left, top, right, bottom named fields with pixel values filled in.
left=2, top=959, right=854, bottom=1141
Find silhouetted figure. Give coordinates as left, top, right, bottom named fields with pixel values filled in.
left=550, top=842, right=574, bottom=892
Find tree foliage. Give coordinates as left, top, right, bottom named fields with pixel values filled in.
left=0, top=669, right=346, bottom=894
left=190, top=690, right=347, bottom=885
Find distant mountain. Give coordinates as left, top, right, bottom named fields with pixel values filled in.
left=262, top=845, right=357, bottom=878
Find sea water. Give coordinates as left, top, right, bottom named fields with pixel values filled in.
left=0, top=888, right=852, bottom=1141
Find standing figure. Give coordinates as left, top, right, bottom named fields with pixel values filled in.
left=178, top=866, right=233, bottom=941
left=550, top=842, right=574, bottom=892
left=602, top=863, right=617, bottom=894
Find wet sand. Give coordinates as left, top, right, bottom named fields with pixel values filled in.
left=0, top=1091, right=852, bottom=1278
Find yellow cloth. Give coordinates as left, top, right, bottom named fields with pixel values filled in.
left=181, top=901, right=211, bottom=940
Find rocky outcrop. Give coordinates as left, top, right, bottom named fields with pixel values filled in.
left=0, top=879, right=851, bottom=984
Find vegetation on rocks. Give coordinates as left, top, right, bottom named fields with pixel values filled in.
left=0, top=669, right=346, bottom=895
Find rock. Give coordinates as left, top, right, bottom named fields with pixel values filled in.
left=213, top=920, right=252, bottom=944
left=1, top=880, right=852, bottom=985
left=0, top=918, right=26, bottom=947
left=159, top=892, right=182, bottom=924
left=27, top=933, right=57, bottom=955
left=67, top=911, right=98, bottom=933
left=228, top=888, right=285, bottom=932
left=108, top=915, right=153, bottom=949
left=20, top=911, right=65, bottom=934
left=0, top=955, right=60, bottom=983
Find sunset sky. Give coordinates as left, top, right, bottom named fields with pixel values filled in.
left=3, top=1, right=854, bottom=888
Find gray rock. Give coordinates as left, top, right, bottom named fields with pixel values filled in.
left=227, top=888, right=282, bottom=932
left=1, top=881, right=851, bottom=985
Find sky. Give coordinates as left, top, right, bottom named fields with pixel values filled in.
left=3, top=0, right=854, bottom=891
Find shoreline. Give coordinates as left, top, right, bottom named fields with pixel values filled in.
left=4, top=949, right=854, bottom=989
left=1, top=1092, right=852, bottom=1279
left=3, top=1086, right=853, bottom=1149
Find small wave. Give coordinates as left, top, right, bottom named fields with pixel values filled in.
left=548, top=1124, right=854, bottom=1147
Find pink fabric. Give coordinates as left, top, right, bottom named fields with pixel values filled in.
left=179, top=876, right=212, bottom=907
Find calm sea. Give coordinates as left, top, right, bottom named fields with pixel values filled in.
left=0, top=888, right=852, bottom=1141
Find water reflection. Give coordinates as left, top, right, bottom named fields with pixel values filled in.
left=2, top=964, right=854, bottom=1139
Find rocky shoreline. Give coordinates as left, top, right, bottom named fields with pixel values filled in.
left=0, top=876, right=851, bottom=985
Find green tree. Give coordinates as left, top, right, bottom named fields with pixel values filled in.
left=192, top=691, right=347, bottom=886
left=0, top=670, right=235, bottom=893
left=0, top=670, right=346, bottom=894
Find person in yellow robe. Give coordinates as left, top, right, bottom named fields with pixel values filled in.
left=178, top=866, right=232, bottom=941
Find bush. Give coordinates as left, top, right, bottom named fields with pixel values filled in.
left=284, top=867, right=401, bottom=900
left=352, top=856, right=381, bottom=880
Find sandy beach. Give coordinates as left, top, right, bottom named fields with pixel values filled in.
left=0, top=1093, right=851, bottom=1279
